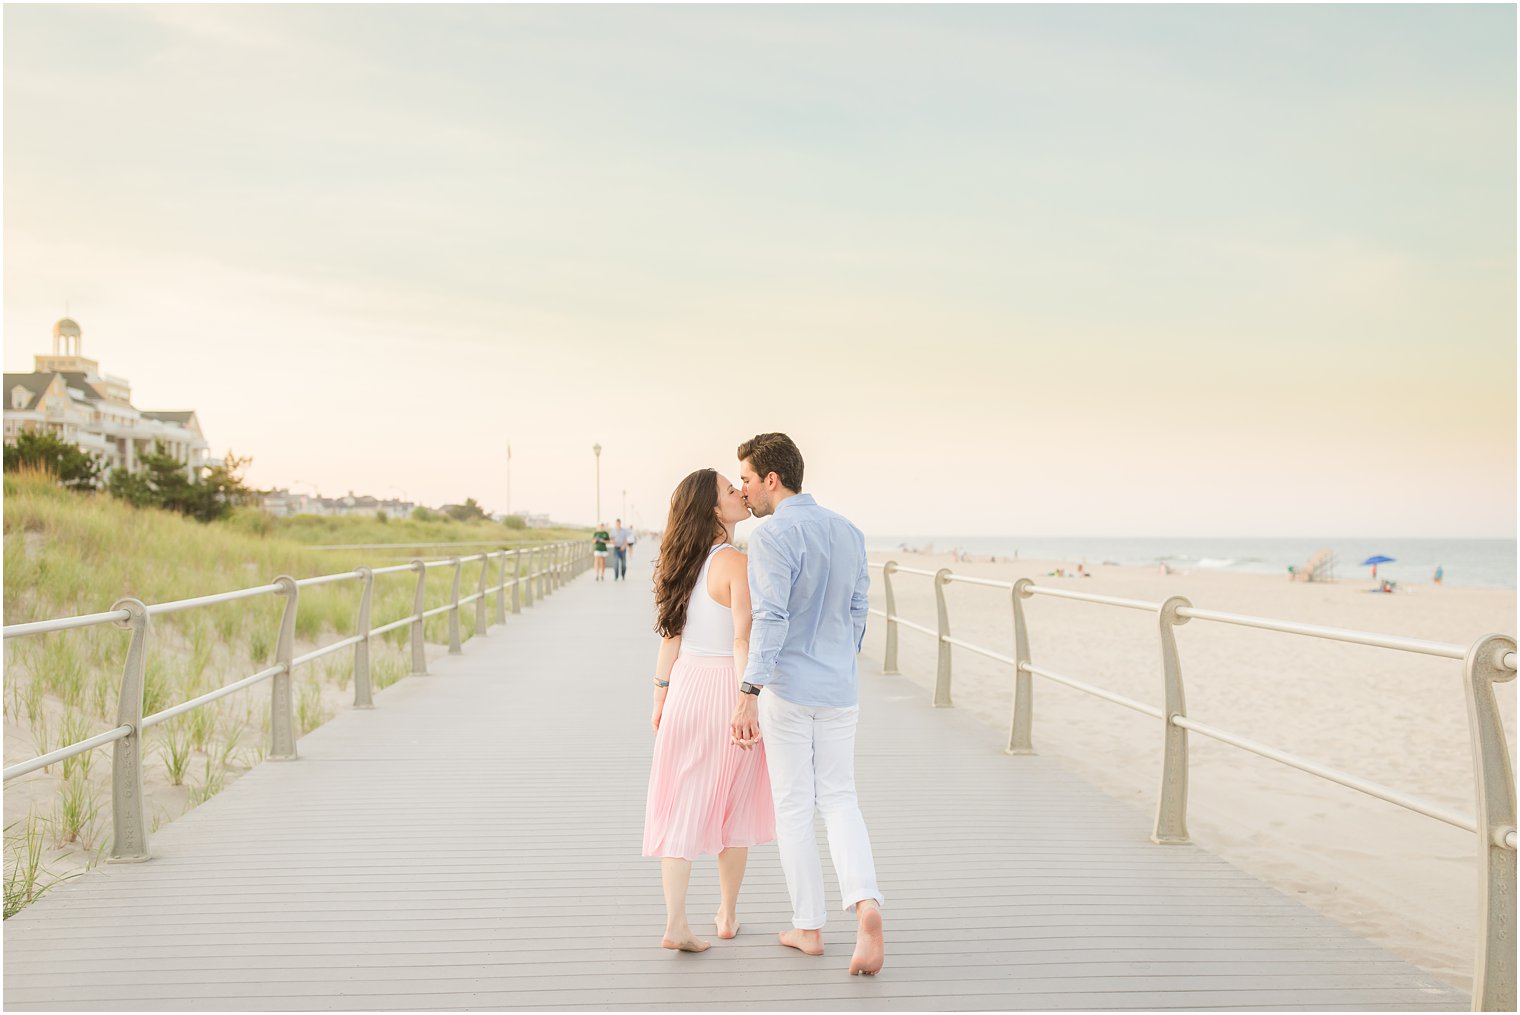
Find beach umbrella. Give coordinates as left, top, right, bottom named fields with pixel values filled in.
left=1361, top=554, right=1395, bottom=578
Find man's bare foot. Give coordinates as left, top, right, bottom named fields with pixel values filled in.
left=778, top=928, right=825, bottom=955
left=849, top=903, right=884, bottom=976
left=715, top=914, right=741, bottom=939
left=661, top=933, right=711, bottom=953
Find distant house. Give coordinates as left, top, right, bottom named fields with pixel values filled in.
left=3, top=318, right=214, bottom=479
left=260, top=488, right=416, bottom=518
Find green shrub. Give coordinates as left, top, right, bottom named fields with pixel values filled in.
left=3, top=435, right=104, bottom=491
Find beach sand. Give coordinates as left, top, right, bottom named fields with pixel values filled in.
left=864, top=551, right=1516, bottom=993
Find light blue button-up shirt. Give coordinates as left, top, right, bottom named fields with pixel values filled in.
left=741, top=493, right=870, bottom=708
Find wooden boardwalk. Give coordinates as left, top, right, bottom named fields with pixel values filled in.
left=4, top=554, right=1468, bottom=1010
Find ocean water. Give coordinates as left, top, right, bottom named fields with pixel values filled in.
left=865, top=536, right=1517, bottom=590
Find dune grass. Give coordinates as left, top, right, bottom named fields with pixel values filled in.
left=3, top=816, right=80, bottom=918
left=3, top=469, right=587, bottom=917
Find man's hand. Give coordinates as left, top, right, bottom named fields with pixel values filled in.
left=730, top=692, right=760, bottom=749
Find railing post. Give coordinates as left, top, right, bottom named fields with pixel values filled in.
left=410, top=559, right=428, bottom=675
left=353, top=567, right=374, bottom=709
left=1463, top=633, right=1517, bottom=1012
left=514, top=550, right=526, bottom=611
left=1007, top=578, right=1035, bottom=756
left=448, top=556, right=463, bottom=654
left=494, top=551, right=507, bottom=625
left=1152, top=595, right=1192, bottom=844
left=268, top=576, right=300, bottom=761
left=537, top=547, right=548, bottom=600
left=881, top=561, right=900, bottom=675
left=933, top=568, right=953, bottom=708
left=555, top=543, right=565, bottom=589
left=475, top=553, right=489, bottom=636
left=107, top=597, right=150, bottom=863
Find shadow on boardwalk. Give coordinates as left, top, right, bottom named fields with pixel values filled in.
left=4, top=555, right=1468, bottom=1010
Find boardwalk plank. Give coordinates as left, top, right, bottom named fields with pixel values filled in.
left=4, top=554, right=1470, bottom=1010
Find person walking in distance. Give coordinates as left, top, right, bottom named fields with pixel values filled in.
left=592, top=523, right=611, bottom=581
left=612, top=518, right=631, bottom=581
left=729, top=432, right=885, bottom=976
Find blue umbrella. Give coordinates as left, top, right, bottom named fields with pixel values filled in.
left=1361, top=555, right=1395, bottom=566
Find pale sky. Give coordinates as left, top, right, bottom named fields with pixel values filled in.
left=5, top=5, right=1514, bottom=537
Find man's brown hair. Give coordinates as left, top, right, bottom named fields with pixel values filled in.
left=738, top=432, right=804, bottom=493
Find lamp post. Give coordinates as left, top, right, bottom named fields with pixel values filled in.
left=593, top=443, right=602, bottom=523
left=506, top=443, right=512, bottom=518
left=622, top=489, right=627, bottom=519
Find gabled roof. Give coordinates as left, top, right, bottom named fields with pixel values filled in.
left=141, top=411, right=203, bottom=438
left=56, top=372, right=106, bottom=402
left=4, top=373, right=59, bottom=411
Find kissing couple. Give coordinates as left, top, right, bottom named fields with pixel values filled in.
left=641, top=432, right=886, bottom=976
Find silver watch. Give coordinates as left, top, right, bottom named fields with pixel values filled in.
left=739, top=681, right=762, bottom=696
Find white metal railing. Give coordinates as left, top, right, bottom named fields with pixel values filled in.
left=4, top=539, right=592, bottom=864
left=870, top=559, right=1517, bottom=1012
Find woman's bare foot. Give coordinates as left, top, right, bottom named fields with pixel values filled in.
left=778, top=928, right=825, bottom=955
left=661, top=933, right=711, bottom=953
left=715, top=913, right=741, bottom=939
left=848, top=902, right=884, bottom=975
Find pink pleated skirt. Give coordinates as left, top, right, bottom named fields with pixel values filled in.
left=643, top=655, right=775, bottom=860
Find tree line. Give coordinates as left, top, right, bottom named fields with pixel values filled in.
left=4, top=430, right=256, bottom=522
left=3, top=430, right=521, bottom=527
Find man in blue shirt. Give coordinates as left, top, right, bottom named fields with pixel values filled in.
left=730, top=432, right=884, bottom=977
left=611, top=519, right=630, bottom=581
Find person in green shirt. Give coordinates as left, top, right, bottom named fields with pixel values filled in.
left=593, top=524, right=611, bottom=581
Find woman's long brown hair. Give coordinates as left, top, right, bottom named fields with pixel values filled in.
left=654, top=468, right=726, bottom=638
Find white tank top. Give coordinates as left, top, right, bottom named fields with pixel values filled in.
left=679, top=543, right=735, bottom=658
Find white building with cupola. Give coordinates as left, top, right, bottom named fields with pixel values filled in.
left=4, top=318, right=216, bottom=478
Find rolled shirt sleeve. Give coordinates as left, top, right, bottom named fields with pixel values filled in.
left=742, top=524, right=798, bottom=686
left=851, top=530, right=870, bottom=651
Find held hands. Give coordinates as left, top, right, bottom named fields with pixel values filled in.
left=730, top=693, right=761, bottom=750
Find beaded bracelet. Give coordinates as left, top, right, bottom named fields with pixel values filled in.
left=653, top=678, right=670, bottom=688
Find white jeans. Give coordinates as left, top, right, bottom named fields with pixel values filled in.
left=759, top=691, right=882, bottom=930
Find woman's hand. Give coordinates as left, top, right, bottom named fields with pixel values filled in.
left=651, top=684, right=667, bottom=735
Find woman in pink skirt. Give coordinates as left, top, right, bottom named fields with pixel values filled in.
left=644, top=468, right=775, bottom=952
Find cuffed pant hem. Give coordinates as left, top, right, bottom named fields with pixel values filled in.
left=843, top=893, right=883, bottom=915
